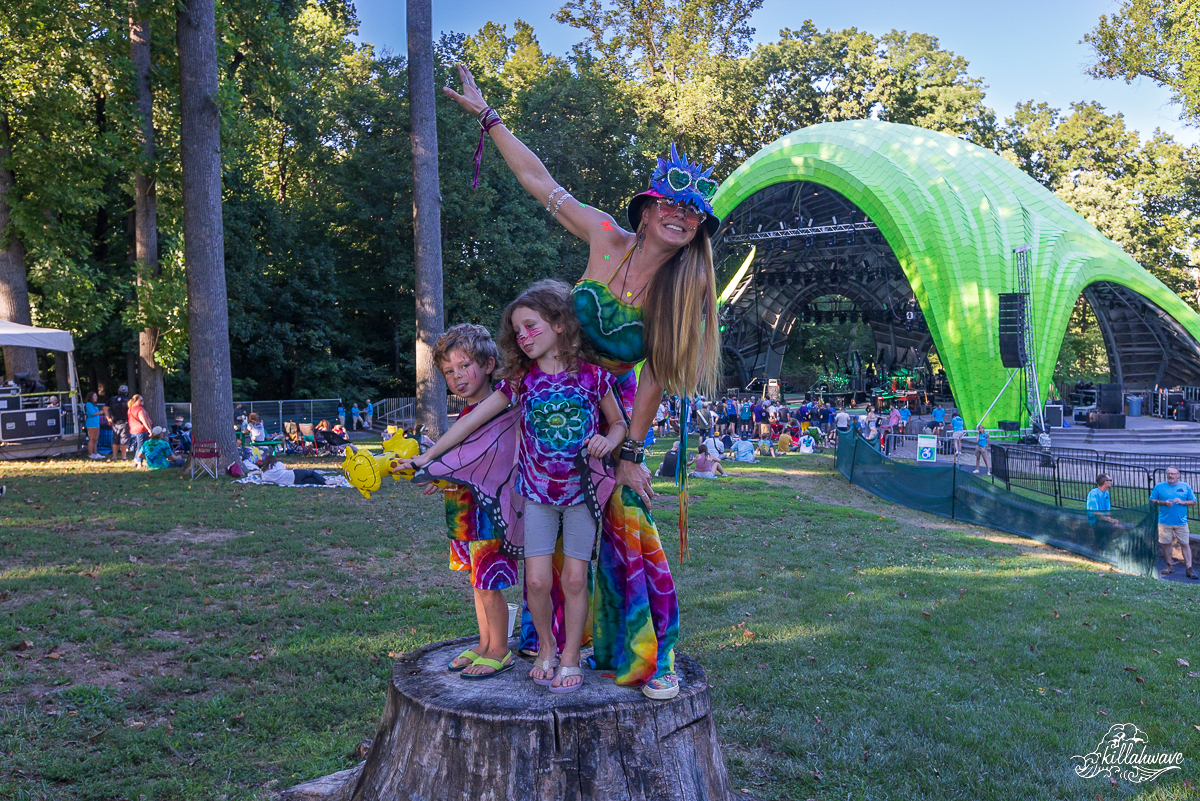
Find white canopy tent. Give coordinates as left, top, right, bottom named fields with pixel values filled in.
left=0, top=320, right=80, bottom=449
left=0, top=320, right=75, bottom=353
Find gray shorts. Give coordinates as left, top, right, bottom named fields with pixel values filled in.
left=523, top=500, right=597, bottom=562
left=111, top=421, right=130, bottom=447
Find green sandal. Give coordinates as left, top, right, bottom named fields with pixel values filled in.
left=460, top=651, right=514, bottom=681
left=447, top=648, right=480, bottom=672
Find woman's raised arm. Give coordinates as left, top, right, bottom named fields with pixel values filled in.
left=443, top=64, right=626, bottom=248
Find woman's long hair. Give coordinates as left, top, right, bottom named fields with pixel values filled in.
left=642, top=225, right=721, bottom=397
left=499, top=279, right=588, bottom=385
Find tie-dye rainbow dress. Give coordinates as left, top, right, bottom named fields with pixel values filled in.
left=446, top=401, right=517, bottom=591
left=571, top=278, right=680, bottom=686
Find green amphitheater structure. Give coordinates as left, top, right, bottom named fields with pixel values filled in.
left=711, top=120, right=1200, bottom=427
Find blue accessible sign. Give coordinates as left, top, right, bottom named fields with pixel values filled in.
left=917, top=434, right=937, bottom=463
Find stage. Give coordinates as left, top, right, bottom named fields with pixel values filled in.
left=1049, top=415, right=1200, bottom=456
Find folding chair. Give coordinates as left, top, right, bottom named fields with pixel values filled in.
left=298, top=423, right=318, bottom=455
left=282, top=421, right=305, bottom=455
left=190, top=440, right=220, bottom=479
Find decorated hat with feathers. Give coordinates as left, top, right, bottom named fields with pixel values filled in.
left=627, top=143, right=721, bottom=237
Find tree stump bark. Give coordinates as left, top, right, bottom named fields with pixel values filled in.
left=283, top=636, right=736, bottom=801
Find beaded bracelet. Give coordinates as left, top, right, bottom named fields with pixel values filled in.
left=546, top=186, right=567, bottom=213
left=551, top=191, right=572, bottom=218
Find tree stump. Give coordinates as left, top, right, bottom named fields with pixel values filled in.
left=282, top=636, right=736, bottom=801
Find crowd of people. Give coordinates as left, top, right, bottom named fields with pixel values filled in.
left=647, top=395, right=840, bottom=479
left=82, top=385, right=192, bottom=469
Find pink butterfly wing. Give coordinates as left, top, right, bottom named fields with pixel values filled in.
left=412, top=406, right=525, bottom=552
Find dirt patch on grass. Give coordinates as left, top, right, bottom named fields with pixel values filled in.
left=1, top=641, right=187, bottom=705
left=738, top=459, right=1107, bottom=569
left=155, top=526, right=249, bottom=545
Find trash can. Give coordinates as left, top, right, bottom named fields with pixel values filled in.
left=1127, top=395, right=1142, bottom=417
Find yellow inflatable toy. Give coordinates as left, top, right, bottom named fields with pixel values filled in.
left=342, top=428, right=423, bottom=499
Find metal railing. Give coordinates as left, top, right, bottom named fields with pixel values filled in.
left=993, top=444, right=1200, bottom=523
left=374, top=395, right=469, bottom=432
left=229, top=399, right=342, bottom=438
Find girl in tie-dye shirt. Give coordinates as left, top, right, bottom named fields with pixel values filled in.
left=411, top=280, right=627, bottom=694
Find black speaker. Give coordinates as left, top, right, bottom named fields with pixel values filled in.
left=998, top=292, right=1027, bottom=368
left=1043, top=405, right=1063, bottom=428
left=998, top=420, right=1020, bottom=431
left=1091, top=412, right=1126, bottom=430
left=1098, top=383, right=1123, bottom=414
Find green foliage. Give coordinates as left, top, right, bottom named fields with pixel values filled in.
left=1054, top=297, right=1110, bottom=385
left=4, top=0, right=1200, bottom=400
left=1086, top=0, right=1200, bottom=123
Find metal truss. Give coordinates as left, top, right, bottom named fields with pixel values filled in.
left=723, top=221, right=880, bottom=245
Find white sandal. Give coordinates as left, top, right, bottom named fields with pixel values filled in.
left=549, top=665, right=584, bottom=694
left=530, top=656, right=559, bottom=686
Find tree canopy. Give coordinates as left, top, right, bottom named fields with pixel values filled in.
left=0, top=0, right=1197, bottom=400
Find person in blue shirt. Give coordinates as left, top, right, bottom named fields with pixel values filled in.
left=337, top=404, right=346, bottom=430
left=351, top=403, right=363, bottom=431
left=973, top=423, right=990, bottom=474
left=931, top=404, right=946, bottom=435
left=951, top=412, right=966, bottom=454
left=1150, top=467, right=1197, bottom=578
left=898, top=404, right=911, bottom=434
left=364, top=400, right=374, bottom=430
left=1086, top=474, right=1117, bottom=526
left=732, top=435, right=759, bottom=463
left=85, top=392, right=105, bottom=460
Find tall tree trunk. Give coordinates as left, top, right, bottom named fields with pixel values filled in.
left=0, top=112, right=40, bottom=381
left=177, top=0, right=236, bottom=460
left=131, top=12, right=167, bottom=427
left=407, top=0, right=446, bottom=436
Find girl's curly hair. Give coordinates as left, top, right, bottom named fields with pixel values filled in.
left=498, top=279, right=590, bottom=384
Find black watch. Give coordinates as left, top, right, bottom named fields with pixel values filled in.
left=619, top=449, right=645, bottom=464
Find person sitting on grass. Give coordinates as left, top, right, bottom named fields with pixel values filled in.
left=701, top=432, right=725, bottom=461
left=798, top=430, right=817, bottom=453
left=260, top=455, right=327, bottom=485
left=243, top=412, right=266, bottom=443
left=777, top=429, right=794, bottom=453
left=732, top=435, right=759, bottom=464
left=688, top=442, right=726, bottom=478
left=655, top=440, right=681, bottom=479
left=140, top=427, right=186, bottom=470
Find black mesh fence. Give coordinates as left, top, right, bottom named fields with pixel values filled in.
left=838, top=435, right=1157, bottom=577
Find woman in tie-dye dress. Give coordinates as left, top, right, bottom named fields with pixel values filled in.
left=446, top=65, right=722, bottom=700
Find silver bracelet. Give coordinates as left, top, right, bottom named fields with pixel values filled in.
left=546, top=186, right=567, bottom=213
left=551, top=191, right=572, bottom=218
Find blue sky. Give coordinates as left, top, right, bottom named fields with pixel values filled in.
left=352, top=0, right=1198, bottom=145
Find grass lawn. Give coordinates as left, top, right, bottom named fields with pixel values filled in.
left=1, top=442, right=1198, bottom=800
